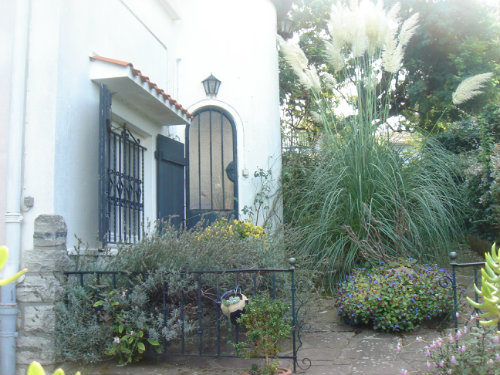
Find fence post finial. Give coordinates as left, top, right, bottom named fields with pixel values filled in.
left=288, top=257, right=296, bottom=270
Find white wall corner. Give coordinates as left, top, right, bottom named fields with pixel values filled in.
left=157, top=0, right=181, bottom=21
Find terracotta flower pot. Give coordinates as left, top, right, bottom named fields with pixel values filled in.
left=242, top=367, right=292, bottom=375
left=276, top=367, right=292, bottom=375
left=218, top=290, right=249, bottom=325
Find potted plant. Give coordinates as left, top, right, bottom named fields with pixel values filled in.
left=233, top=293, right=292, bottom=375
left=218, top=288, right=249, bottom=325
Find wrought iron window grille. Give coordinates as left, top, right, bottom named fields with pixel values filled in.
left=100, top=122, right=146, bottom=245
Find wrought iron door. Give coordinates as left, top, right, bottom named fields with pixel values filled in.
left=186, top=107, right=238, bottom=228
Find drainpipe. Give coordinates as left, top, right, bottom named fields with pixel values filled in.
left=0, top=0, right=30, bottom=374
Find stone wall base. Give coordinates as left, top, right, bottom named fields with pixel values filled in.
left=16, top=215, right=72, bottom=374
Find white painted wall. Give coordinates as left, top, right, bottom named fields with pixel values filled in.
left=16, top=0, right=281, bottom=252
left=174, top=0, right=282, bottom=225
left=20, top=0, right=181, bottom=251
left=0, top=3, right=16, bottom=246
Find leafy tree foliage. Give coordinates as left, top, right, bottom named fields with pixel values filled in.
left=387, top=0, right=500, bottom=132
left=280, top=0, right=333, bottom=146
left=279, top=0, right=500, bottom=137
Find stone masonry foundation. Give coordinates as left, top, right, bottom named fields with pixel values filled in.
left=16, top=215, right=71, bottom=374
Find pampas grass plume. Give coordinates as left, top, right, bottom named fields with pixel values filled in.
left=452, top=72, right=493, bottom=105
left=325, top=41, right=345, bottom=72
left=277, top=35, right=308, bottom=72
left=398, top=13, right=419, bottom=47
left=278, top=36, right=321, bottom=92
left=382, top=34, right=403, bottom=74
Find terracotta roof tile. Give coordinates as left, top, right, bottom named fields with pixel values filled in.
left=91, top=55, right=193, bottom=119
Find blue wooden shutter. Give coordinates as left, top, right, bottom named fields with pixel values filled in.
left=98, top=84, right=112, bottom=245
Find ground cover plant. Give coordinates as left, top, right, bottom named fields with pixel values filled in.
left=334, top=259, right=453, bottom=332
left=279, top=1, right=464, bottom=291
left=55, top=220, right=292, bottom=364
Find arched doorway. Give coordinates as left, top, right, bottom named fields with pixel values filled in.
left=186, top=106, right=238, bottom=227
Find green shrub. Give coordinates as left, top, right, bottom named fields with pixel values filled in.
left=93, top=290, right=161, bottom=365
left=233, top=293, right=292, bottom=375
left=55, top=284, right=111, bottom=363
left=433, top=104, right=500, bottom=242
left=463, top=144, right=500, bottom=242
left=56, top=221, right=291, bottom=364
left=334, top=260, right=453, bottom=332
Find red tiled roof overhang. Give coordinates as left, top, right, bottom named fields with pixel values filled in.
left=90, top=55, right=193, bottom=119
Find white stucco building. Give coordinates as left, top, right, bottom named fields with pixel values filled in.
left=0, top=0, right=285, bottom=373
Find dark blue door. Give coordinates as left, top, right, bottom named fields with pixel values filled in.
left=157, top=135, right=186, bottom=229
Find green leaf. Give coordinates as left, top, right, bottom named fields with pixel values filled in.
left=137, top=342, right=145, bottom=353
left=147, top=338, right=160, bottom=346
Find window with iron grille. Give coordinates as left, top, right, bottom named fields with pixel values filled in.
left=99, top=84, right=146, bottom=245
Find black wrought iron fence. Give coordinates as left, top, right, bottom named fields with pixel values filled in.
left=63, top=259, right=311, bottom=372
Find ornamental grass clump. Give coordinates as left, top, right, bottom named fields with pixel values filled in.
left=334, top=260, right=453, bottom=332
left=279, top=1, right=463, bottom=291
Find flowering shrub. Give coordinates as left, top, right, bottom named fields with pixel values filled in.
left=198, top=218, right=266, bottom=241
left=334, top=260, right=453, bottom=332
left=56, top=223, right=290, bottom=364
left=400, top=314, right=500, bottom=375
left=93, top=290, right=161, bottom=365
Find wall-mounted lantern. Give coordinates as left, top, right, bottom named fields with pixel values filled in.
left=279, top=17, right=293, bottom=39
left=202, top=74, right=221, bottom=98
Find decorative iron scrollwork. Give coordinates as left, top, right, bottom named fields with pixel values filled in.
left=293, top=278, right=312, bottom=371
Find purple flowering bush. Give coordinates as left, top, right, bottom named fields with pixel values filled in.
left=334, top=260, right=453, bottom=332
